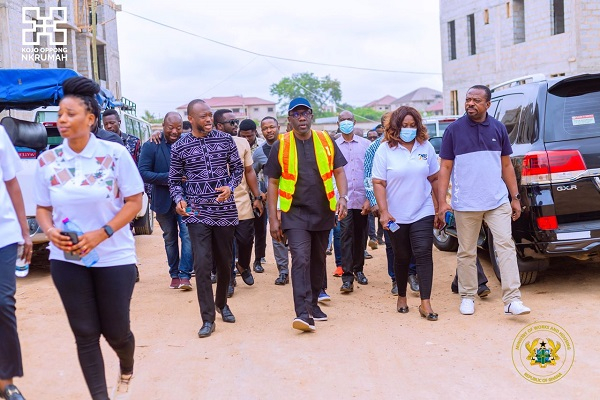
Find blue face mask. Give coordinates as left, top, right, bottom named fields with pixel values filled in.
left=339, top=120, right=354, bottom=134
left=400, top=127, right=417, bottom=142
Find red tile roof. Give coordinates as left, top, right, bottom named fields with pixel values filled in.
left=363, top=95, right=397, bottom=108
left=177, top=96, right=276, bottom=110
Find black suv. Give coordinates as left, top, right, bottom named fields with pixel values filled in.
left=433, top=73, right=600, bottom=284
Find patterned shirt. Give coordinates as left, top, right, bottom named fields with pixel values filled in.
left=120, top=132, right=141, bottom=164
left=34, top=134, right=144, bottom=267
left=364, top=137, right=384, bottom=207
left=169, top=130, right=243, bottom=226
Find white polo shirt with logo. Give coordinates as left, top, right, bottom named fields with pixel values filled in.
left=371, top=139, right=439, bottom=224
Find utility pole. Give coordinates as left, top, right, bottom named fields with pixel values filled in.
left=91, top=0, right=99, bottom=83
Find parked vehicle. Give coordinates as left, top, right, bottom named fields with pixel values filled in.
left=423, top=115, right=461, bottom=138
left=434, top=73, right=600, bottom=285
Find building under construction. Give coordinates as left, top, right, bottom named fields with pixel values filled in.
left=0, top=0, right=122, bottom=97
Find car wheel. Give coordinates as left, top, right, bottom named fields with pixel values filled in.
left=133, top=202, right=154, bottom=235
left=433, top=228, right=459, bottom=252
left=487, top=228, right=543, bottom=285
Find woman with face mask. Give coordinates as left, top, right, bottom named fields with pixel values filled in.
left=371, top=106, right=442, bottom=321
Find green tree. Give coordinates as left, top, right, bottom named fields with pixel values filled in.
left=270, top=73, right=342, bottom=117
left=141, top=110, right=161, bottom=124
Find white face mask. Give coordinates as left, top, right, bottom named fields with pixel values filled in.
left=400, top=127, right=417, bottom=142
left=339, top=120, right=354, bottom=134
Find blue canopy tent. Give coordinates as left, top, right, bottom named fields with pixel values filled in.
left=0, top=68, right=118, bottom=112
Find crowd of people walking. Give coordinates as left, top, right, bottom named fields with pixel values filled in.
left=0, top=77, right=531, bottom=400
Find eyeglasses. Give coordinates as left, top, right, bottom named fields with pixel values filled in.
left=288, top=110, right=312, bottom=119
left=220, top=119, right=239, bottom=125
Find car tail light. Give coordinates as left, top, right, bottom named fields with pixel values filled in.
left=521, top=150, right=586, bottom=185
left=537, top=216, right=558, bottom=230
left=43, top=122, right=57, bottom=127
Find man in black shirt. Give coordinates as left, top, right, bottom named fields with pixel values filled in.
left=264, top=98, right=348, bottom=332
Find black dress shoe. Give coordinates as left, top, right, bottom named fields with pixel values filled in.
left=408, top=274, right=419, bottom=292
left=2, top=384, right=25, bottom=400
left=253, top=262, right=265, bottom=273
left=227, top=283, right=234, bottom=298
left=340, top=281, right=354, bottom=293
left=364, top=250, right=373, bottom=259
left=397, top=306, right=409, bottom=313
left=478, top=284, right=491, bottom=298
left=237, top=264, right=255, bottom=285
left=419, top=305, right=438, bottom=321
left=198, top=322, right=215, bottom=338
left=355, top=271, right=369, bottom=285
left=274, top=273, right=289, bottom=285
left=217, top=305, right=236, bottom=323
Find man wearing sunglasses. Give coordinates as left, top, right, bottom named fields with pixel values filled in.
left=213, top=110, right=263, bottom=298
left=264, top=97, right=348, bottom=332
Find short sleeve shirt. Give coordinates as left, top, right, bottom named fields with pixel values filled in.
left=264, top=132, right=347, bottom=231
left=34, top=134, right=144, bottom=267
left=0, top=126, right=25, bottom=248
left=371, top=140, right=439, bottom=224
left=335, top=134, right=370, bottom=209
left=232, top=136, right=254, bottom=220
left=439, top=114, right=512, bottom=211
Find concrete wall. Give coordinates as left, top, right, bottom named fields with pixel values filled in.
left=440, top=0, right=600, bottom=114
left=0, top=0, right=121, bottom=96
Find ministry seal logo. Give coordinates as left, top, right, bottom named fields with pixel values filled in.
left=512, top=321, right=574, bottom=384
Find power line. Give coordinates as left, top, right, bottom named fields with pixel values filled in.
left=122, top=11, right=441, bottom=76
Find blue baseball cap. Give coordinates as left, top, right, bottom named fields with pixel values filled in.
left=288, top=97, right=312, bottom=111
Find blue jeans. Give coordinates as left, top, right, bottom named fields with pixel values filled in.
left=155, top=207, right=193, bottom=279
left=327, top=219, right=342, bottom=266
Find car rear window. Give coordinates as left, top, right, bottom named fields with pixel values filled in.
left=545, top=79, right=600, bottom=142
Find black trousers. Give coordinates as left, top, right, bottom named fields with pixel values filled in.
left=235, top=219, right=255, bottom=276
left=388, top=215, right=435, bottom=299
left=188, top=223, right=235, bottom=323
left=0, top=243, right=22, bottom=380
left=451, top=259, right=488, bottom=290
left=341, top=209, right=368, bottom=283
left=253, top=210, right=267, bottom=264
left=51, top=260, right=136, bottom=400
left=285, top=229, right=329, bottom=320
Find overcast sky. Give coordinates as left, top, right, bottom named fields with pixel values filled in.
left=116, top=0, right=442, bottom=117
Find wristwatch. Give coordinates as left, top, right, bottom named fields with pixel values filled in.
left=340, top=195, right=349, bottom=202
left=512, top=193, right=521, bottom=201
left=102, top=225, right=114, bottom=238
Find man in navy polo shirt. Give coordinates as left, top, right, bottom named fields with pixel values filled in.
left=437, top=85, right=530, bottom=316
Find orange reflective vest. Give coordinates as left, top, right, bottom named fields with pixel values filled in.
left=278, top=130, right=336, bottom=212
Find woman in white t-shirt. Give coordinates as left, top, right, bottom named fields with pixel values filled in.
left=372, top=106, right=442, bottom=321
left=0, top=126, right=32, bottom=400
left=34, top=77, right=143, bottom=399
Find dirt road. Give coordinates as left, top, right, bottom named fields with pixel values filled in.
left=14, top=225, right=599, bottom=399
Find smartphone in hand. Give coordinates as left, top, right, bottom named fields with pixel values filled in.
left=61, top=231, right=81, bottom=260
left=387, top=221, right=400, bottom=232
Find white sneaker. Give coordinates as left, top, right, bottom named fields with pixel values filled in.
left=504, top=300, right=531, bottom=315
left=459, top=299, right=475, bottom=315
left=111, top=373, right=133, bottom=399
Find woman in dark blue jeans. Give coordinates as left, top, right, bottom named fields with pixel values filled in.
left=372, top=106, right=443, bottom=321
left=0, top=126, right=31, bottom=400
